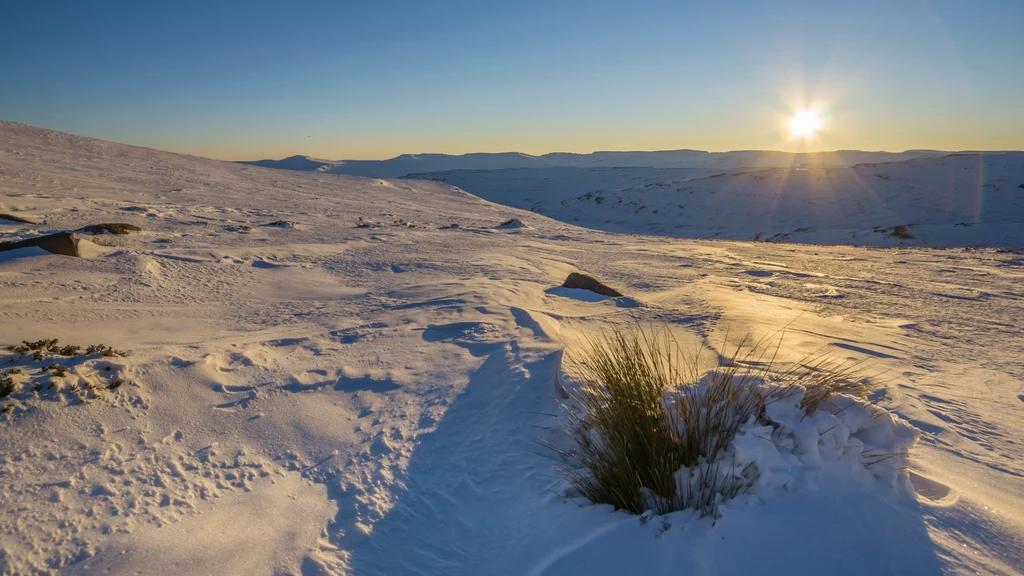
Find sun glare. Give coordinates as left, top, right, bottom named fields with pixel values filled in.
left=789, top=110, right=822, bottom=138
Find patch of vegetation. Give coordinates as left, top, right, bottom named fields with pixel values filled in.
left=85, top=344, right=125, bottom=357
left=9, top=339, right=60, bottom=355
left=6, top=339, right=124, bottom=360
left=550, top=326, right=876, bottom=518
left=1, top=338, right=132, bottom=408
left=873, top=225, right=915, bottom=240
left=57, top=345, right=81, bottom=357
left=0, top=374, right=16, bottom=398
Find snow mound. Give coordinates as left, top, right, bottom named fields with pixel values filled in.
left=731, top=390, right=919, bottom=504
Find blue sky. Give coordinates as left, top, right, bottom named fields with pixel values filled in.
left=2, top=0, right=1021, bottom=159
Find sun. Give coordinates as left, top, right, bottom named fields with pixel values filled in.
left=788, top=110, right=822, bottom=138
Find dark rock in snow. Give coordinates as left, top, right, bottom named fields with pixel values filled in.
left=79, top=223, right=141, bottom=235
left=0, top=232, right=79, bottom=257
left=496, top=218, right=526, bottom=229
left=561, top=272, right=623, bottom=297
left=0, top=213, right=35, bottom=224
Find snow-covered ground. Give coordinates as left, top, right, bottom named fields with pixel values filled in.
left=243, top=149, right=1024, bottom=248
left=242, top=149, right=947, bottom=177
left=413, top=155, right=1024, bottom=247
left=1, top=121, right=1022, bottom=575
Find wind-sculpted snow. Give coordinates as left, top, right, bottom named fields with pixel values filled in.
left=1, top=121, right=1022, bottom=575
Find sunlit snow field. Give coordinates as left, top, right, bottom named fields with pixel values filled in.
left=1, top=122, right=1022, bottom=575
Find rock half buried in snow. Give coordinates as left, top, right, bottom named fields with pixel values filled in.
left=0, top=213, right=36, bottom=224
left=496, top=218, right=526, bottom=229
left=78, top=223, right=142, bottom=235
left=0, top=232, right=79, bottom=257
left=561, top=272, right=623, bottom=297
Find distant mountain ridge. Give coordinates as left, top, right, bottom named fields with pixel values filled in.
left=239, top=149, right=950, bottom=178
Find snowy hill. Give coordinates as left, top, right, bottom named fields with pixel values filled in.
left=240, top=155, right=340, bottom=171
left=1, top=121, right=1022, bottom=575
left=240, top=149, right=947, bottom=177
left=413, top=153, right=1024, bottom=247
left=240, top=148, right=1024, bottom=248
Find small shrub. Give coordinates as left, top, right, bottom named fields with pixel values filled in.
left=86, top=344, right=125, bottom=357
left=550, top=326, right=873, bottom=518
left=107, top=378, right=126, bottom=391
left=0, top=375, right=15, bottom=398
left=56, top=345, right=81, bottom=357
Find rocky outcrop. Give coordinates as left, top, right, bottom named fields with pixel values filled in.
left=0, top=232, right=78, bottom=257
left=78, top=223, right=141, bottom=235
left=561, top=272, right=623, bottom=297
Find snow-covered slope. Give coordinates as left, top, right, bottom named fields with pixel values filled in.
left=414, top=155, right=1024, bottom=247
left=1, top=121, right=1022, bottom=575
left=240, top=149, right=1024, bottom=248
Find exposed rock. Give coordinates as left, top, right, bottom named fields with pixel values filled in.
left=0, top=232, right=79, bottom=257
left=0, top=213, right=35, bottom=224
left=561, top=272, right=623, bottom=297
left=496, top=218, right=526, bottom=229
left=78, top=223, right=141, bottom=235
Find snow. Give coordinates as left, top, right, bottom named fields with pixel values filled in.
left=242, top=149, right=947, bottom=178
left=412, top=156, right=1024, bottom=247
left=243, top=148, right=1024, bottom=248
left=0, top=120, right=1022, bottom=575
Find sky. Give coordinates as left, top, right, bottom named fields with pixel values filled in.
left=2, top=0, right=1022, bottom=160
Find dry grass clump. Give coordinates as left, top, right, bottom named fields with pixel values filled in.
left=549, top=325, right=874, bottom=517
left=0, top=373, right=15, bottom=398
left=5, top=339, right=124, bottom=360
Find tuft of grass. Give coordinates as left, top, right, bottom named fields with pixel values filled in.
left=106, top=377, right=126, bottom=391
left=0, top=374, right=15, bottom=398
left=86, top=344, right=125, bottom=357
left=766, top=349, right=876, bottom=415
left=549, top=325, right=872, bottom=518
left=56, top=345, right=81, bottom=357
